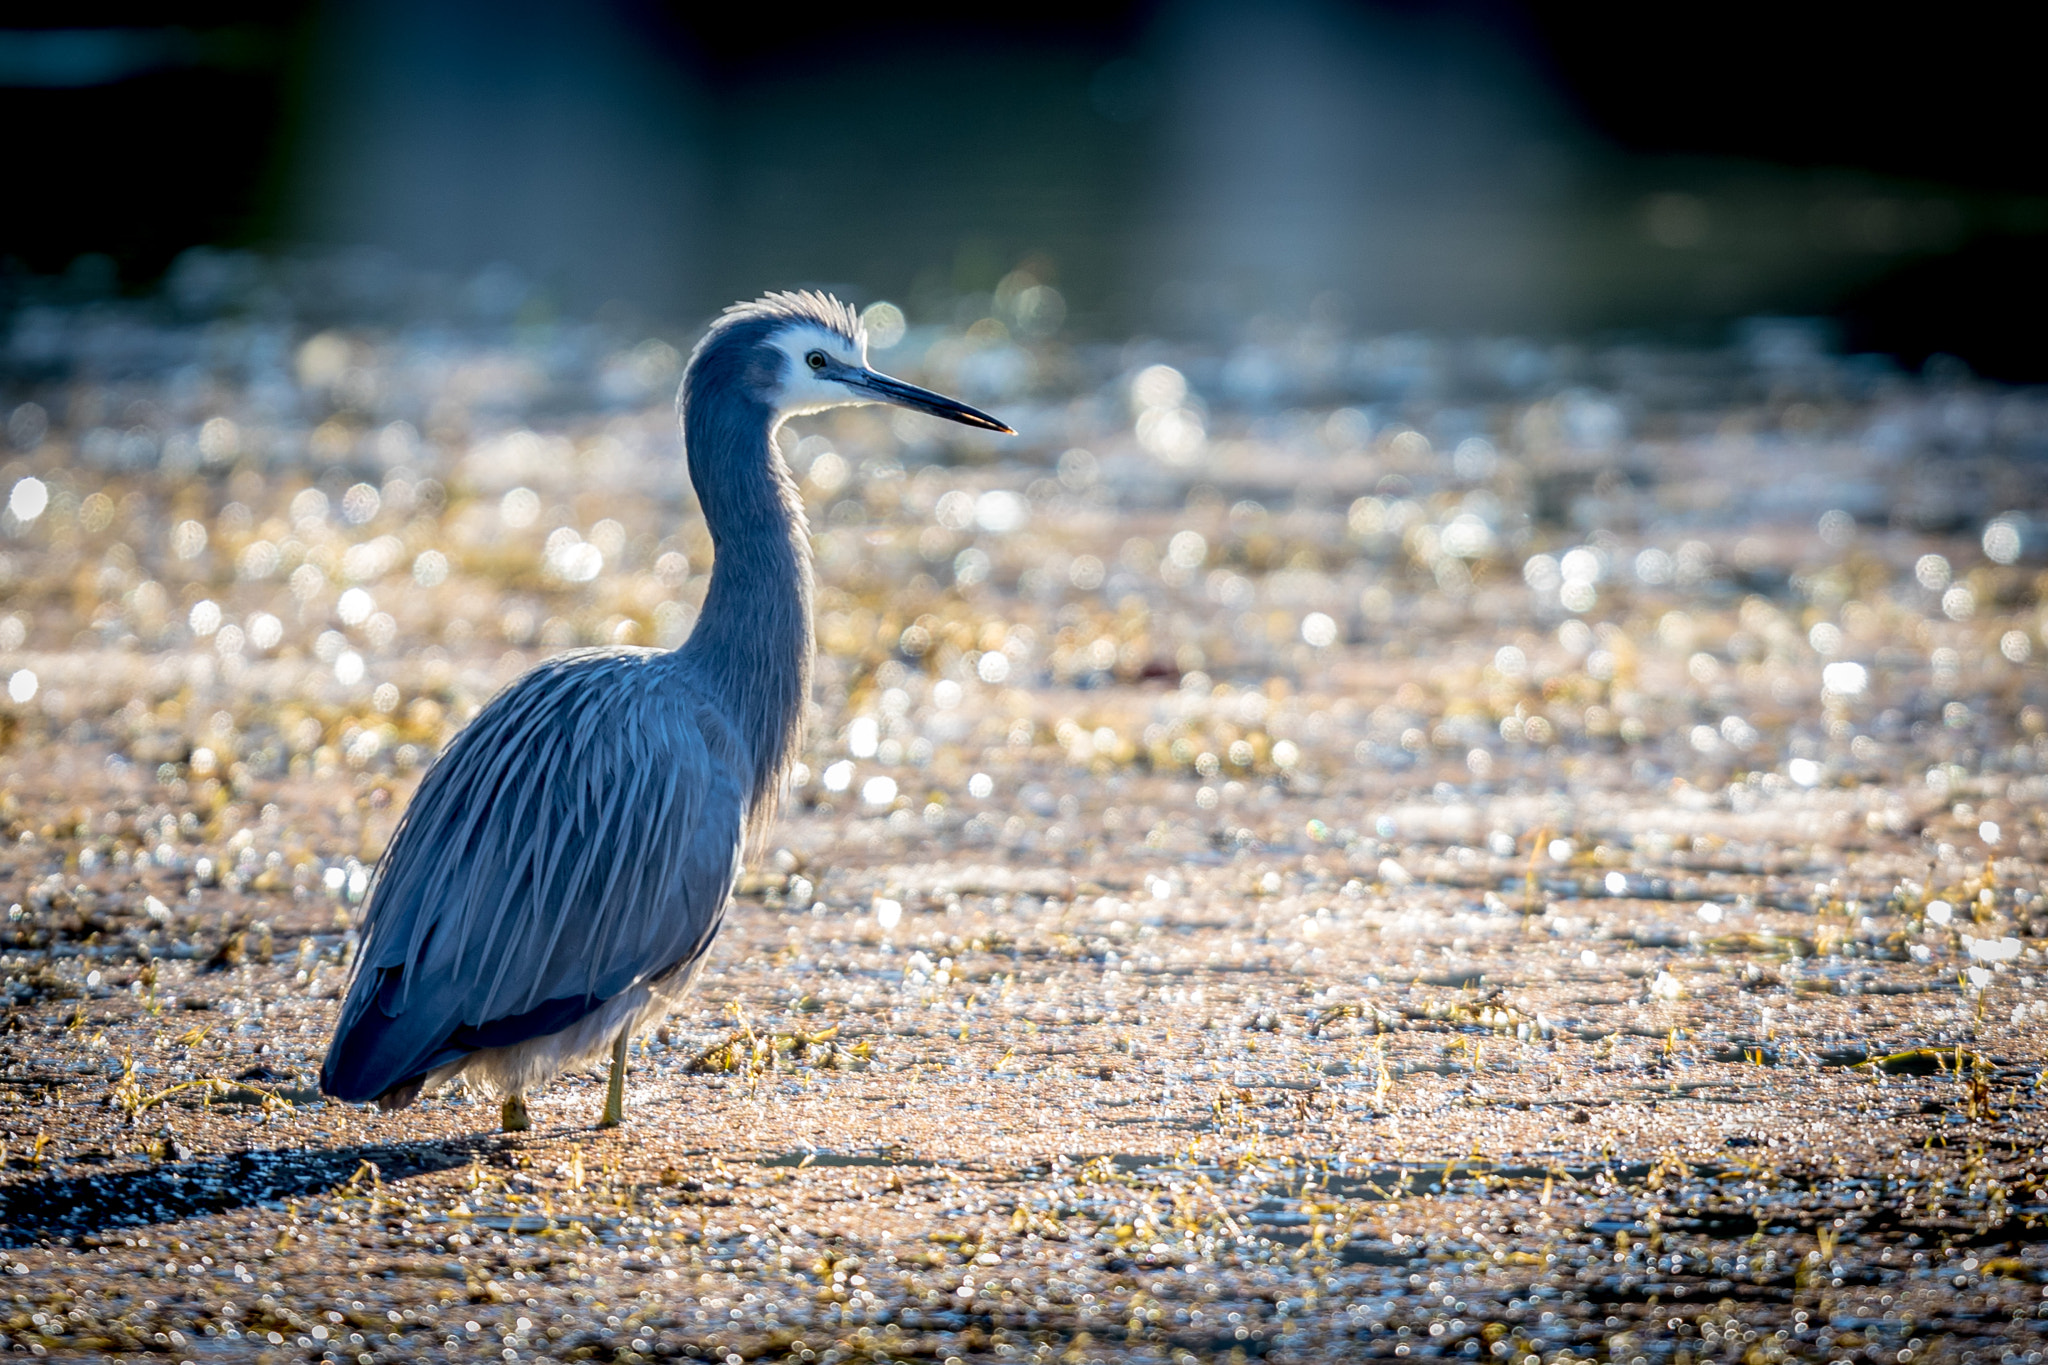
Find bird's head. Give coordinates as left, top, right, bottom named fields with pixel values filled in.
left=688, top=291, right=1013, bottom=434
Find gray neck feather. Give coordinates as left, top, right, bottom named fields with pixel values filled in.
left=675, top=390, right=813, bottom=838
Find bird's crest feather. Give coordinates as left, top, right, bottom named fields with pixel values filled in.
left=710, top=290, right=864, bottom=348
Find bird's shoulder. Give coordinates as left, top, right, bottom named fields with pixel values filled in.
left=387, top=648, right=750, bottom=859
left=454, top=647, right=732, bottom=758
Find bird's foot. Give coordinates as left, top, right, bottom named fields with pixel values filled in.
left=500, top=1094, right=531, bottom=1132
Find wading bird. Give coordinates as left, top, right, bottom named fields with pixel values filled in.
left=320, top=292, right=1012, bottom=1131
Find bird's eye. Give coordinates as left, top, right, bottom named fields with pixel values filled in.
left=805, top=350, right=828, bottom=371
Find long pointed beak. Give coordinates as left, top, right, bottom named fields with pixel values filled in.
left=845, top=369, right=1014, bottom=434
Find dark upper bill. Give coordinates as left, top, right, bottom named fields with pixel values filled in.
left=845, top=369, right=1014, bottom=434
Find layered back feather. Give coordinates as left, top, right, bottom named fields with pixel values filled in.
left=321, top=650, right=748, bottom=1099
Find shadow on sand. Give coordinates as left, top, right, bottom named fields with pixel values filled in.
left=0, top=1135, right=505, bottom=1247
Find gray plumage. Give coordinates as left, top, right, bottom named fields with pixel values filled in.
left=320, top=291, right=1010, bottom=1125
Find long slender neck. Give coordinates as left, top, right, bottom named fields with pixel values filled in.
left=676, top=392, right=813, bottom=826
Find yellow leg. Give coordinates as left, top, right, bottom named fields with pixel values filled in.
left=598, top=1030, right=628, bottom=1129
left=500, top=1093, right=530, bottom=1132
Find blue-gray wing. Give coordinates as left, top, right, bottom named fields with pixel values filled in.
left=320, top=649, right=743, bottom=1102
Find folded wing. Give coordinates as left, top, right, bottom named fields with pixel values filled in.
left=321, top=650, right=743, bottom=1102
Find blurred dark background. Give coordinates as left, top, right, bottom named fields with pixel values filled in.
left=3, top=0, right=2043, bottom=376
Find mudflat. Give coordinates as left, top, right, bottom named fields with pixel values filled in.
left=1, top=308, right=2043, bottom=1361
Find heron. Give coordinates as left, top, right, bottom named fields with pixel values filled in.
left=319, top=291, right=1012, bottom=1131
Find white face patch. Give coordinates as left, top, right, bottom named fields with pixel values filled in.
left=768, top=323, right=869, bottom=417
